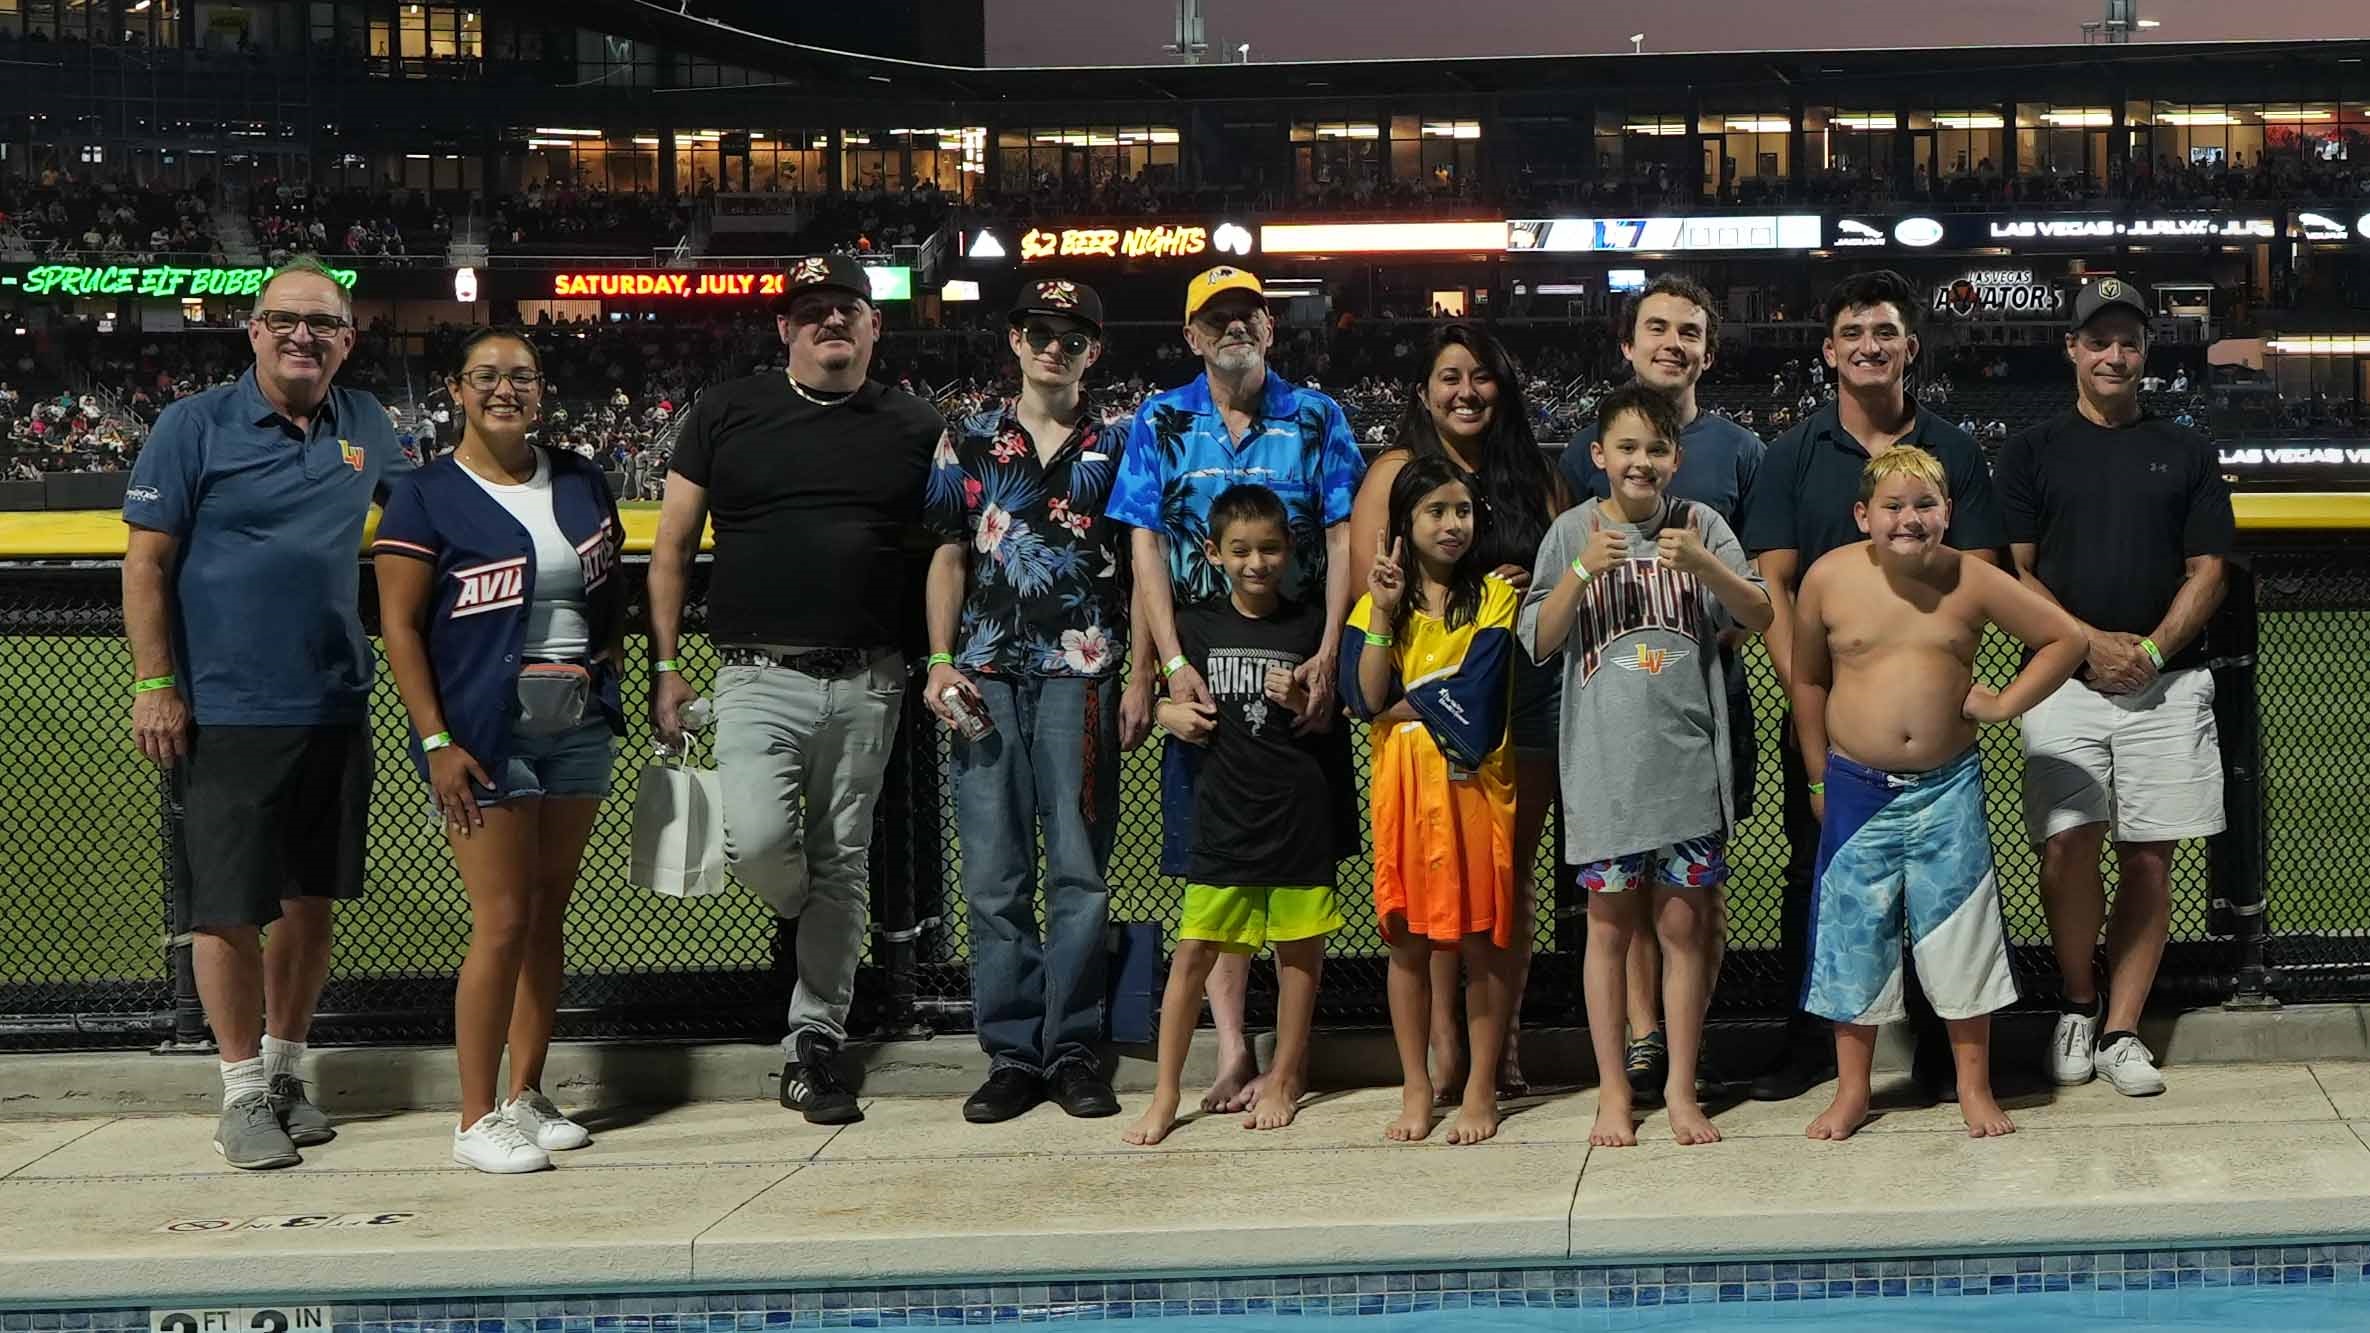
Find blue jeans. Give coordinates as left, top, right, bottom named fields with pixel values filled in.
left=953, top=673, right=1121, bottom=1076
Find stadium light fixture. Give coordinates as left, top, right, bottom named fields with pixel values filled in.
left=1629, top=33, right=1645, bottom=53
left=1237, top=42, right=1250, bottom=62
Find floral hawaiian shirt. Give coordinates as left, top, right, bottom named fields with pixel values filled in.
left=924, top=398, right=1132, bottom=677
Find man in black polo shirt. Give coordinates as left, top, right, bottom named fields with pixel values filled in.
left=649, top=254, right=945, bottom=1125
left=1997, top=278, right=2233, bottom=1098
left=1739, top=269, right=2007, bottom=1102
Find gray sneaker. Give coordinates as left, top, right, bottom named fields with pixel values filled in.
left=269, top=1072, right=336, bottom=1146
left=214, top=1092, right=301, bottom=1169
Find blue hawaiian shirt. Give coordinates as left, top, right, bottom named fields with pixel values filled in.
left=1103, top=371, right=1365, bottom=606
left=923, top=398, right=1131, bottom=676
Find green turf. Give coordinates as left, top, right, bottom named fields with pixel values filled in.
left=1, top=614, right=2359, bottom=988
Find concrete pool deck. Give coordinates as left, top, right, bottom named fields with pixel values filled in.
left=7, top=1061, right=2370, bottom=1305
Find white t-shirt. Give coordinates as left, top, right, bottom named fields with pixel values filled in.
left=458, top=450, right=591, bottom=659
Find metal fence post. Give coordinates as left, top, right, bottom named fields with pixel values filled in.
left=157, top=767, right=212, bottom=1051
left=2210, top=562, right=2274, bottom=1009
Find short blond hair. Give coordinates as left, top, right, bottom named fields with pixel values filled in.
left=1858, top=445, right=1949, bottom=504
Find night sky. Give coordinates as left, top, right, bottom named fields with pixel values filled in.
left=985, top=0, right=2366, bottom=66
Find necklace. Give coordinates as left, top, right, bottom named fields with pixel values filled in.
left=787, top=374, right=857, bottom=408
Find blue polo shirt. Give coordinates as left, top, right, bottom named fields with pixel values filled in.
left=1563, top=408, right=1767, bottom=528
left=122, top=369, right=407, bottom=726
left=1103, top=370, right=1364, bottom=606
left=1739, top=396, right=2004, bottom=565
left=371, top=448, right=627, bottom=786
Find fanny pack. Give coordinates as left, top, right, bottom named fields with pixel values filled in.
left=516, top=661, right=593, bottom=737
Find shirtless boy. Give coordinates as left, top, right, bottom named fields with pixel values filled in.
left=1790, top=446, right=2084, bottom=1141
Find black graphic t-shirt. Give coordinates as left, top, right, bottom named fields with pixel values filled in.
left=1172, top=596, right=1338, bottom=886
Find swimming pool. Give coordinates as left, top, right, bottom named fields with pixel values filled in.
left=12, top=1246, right=2370, bottom=1333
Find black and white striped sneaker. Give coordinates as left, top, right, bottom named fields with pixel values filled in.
left=780, top=1033, right=862, bottom=1125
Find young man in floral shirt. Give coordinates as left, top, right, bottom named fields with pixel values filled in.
left=925, top=278, right=1158, bottom=1124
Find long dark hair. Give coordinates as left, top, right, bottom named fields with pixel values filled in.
left=1385, top=454, right=1486, bottom=643
left=1391, top=323, right=1557, bottom=571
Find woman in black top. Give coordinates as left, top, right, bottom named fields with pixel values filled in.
left=1347, top=323, right=1570, bottom=1096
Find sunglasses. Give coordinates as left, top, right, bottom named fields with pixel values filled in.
left=1021, top=324, right=1093, bottom=357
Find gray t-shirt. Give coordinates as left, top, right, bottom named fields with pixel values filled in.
left=1519, top=497, right=1761, bottom=866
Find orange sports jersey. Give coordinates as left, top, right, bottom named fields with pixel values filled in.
left=1342, top=575, right=1518, bottom=947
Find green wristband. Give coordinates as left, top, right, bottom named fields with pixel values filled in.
left=926, top=652, right=955, bottom=669
left=132, top=674, right=176, bottom=694
left=1363, top=630, right=1393, bottom=647
left=1807, top=782, right=1825, bottom=795
left=653, top=659, right=680, bottom=674
left=420, top=732, right=454, bottom=752
left=1569, top=557, right=1593, bottom=583
left=2138, top=638, right=2165, bottom=670
left=1163, top=654, right=1189, bottom=678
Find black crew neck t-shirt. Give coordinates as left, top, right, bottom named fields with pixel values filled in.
left=1994, top=409, right=2234, bottom=673
left=668, top=373, right=945, bottom=648
left=1175, top=596, right=1339, bottom=887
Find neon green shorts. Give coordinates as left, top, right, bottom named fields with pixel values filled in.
left=1179, top=882, right=1342, bottom=954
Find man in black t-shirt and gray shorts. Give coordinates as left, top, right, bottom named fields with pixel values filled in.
left=649, top=254, right=946, bottom=1125
left=1995, top=278, right=2235, bottom=1098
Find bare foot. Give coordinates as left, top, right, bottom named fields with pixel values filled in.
left=1429, top=1041, right=1466, bottom=1108
left=1805, top=1085, right=1872, bottom=1141
left=1446, top=1092, right=1501, bottom=1145
left=1122, top=1089, right=1183, bottom=1146
left=1200, top=1052, right=1260, bottom=1113
left=1386, top=1084, right=1437, bottom=1142
left=1497, top=1033, right=1529, bottom=1097
left=1242, top=1076, right=1303, bottom=1131
left=1589, top=1094, right=1638, bottom=1148
left=1958, top=1088, right=2016, bottom=1139
left=1666, top=1096, right=1723, bottom=1146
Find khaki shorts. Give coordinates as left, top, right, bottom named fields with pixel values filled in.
left=2019, top=669, right=2226, bottom=845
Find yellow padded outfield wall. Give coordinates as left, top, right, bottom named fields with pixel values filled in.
left=0, top=494, right=2361, bottom=560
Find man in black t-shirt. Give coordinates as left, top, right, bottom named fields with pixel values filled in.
left=1996, top=278, right=2235, bottom=1099
left=648, top=253, right=946, bottom=1126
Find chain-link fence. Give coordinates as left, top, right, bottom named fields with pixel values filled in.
left=0, top=537, right=2330, bottom=1050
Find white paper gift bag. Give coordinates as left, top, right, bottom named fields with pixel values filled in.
left=629, top=751, right=730, bottom=898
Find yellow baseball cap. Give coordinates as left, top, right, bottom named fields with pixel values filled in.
left=1184, top=265, right=1264, bottom=321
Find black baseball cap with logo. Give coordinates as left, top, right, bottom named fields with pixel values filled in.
left=2069, top=277, right=2152, bottom=331
left=1008, top=278, right=1105, bottom=335
left=775, top=254, right=873, bottom=311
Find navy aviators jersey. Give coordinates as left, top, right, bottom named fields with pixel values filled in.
left=370, top=445, right=627, bottom=782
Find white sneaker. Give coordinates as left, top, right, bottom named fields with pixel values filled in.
left=2050, top=1010, right=2099, bottom=1086
left=504, top=1090, right=591, bottom=1151
left=2095, top=1035, right=2167, bottom=1097
left=452, top=1111, right=552, bottom=1174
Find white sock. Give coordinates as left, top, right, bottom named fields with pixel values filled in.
left=261, top=1035, right=306, bottom=1084
left=221, top=1056, right=267, bottom=1109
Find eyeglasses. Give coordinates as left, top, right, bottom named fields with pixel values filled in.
left=1021, top=324, right=1093, bottom=357
left=459, top=367, right=544, bottom=392
left=254, top=310, right=351, bottom=338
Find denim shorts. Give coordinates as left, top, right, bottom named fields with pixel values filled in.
left=480, top=718, right=616, bottom=804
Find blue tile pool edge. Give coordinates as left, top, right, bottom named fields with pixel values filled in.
left=9, top=1243, right=2370, bottom=1325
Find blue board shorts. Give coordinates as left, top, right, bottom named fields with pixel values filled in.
left=1801, top=747, right=2018, bottom=1026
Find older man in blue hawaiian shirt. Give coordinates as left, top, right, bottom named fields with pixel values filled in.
left=1104, top=265, right=1365, bottom=1116
left=924, top=278, right=1155, bottom=1125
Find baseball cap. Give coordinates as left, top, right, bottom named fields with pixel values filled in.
left=1184, top=265, right=1264, bottom=321
left=1008, top=278, right=1104, bottom=334
left=776, top=254, right=872, bottom=310
left=2069, top=277, right=2151, bottom=331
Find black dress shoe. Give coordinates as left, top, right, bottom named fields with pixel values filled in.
left=962, top=1068, right=1044, bottom=1124
left=1046, top=1062, right=1121, bottom=1118
left=1747, top=1042, right=1837, bottom=1102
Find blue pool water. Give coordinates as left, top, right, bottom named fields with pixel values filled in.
left=1090, top=1285, right=2370, bottom=1329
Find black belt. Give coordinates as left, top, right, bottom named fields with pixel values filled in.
left=719, top=645, right=877, bottom=678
